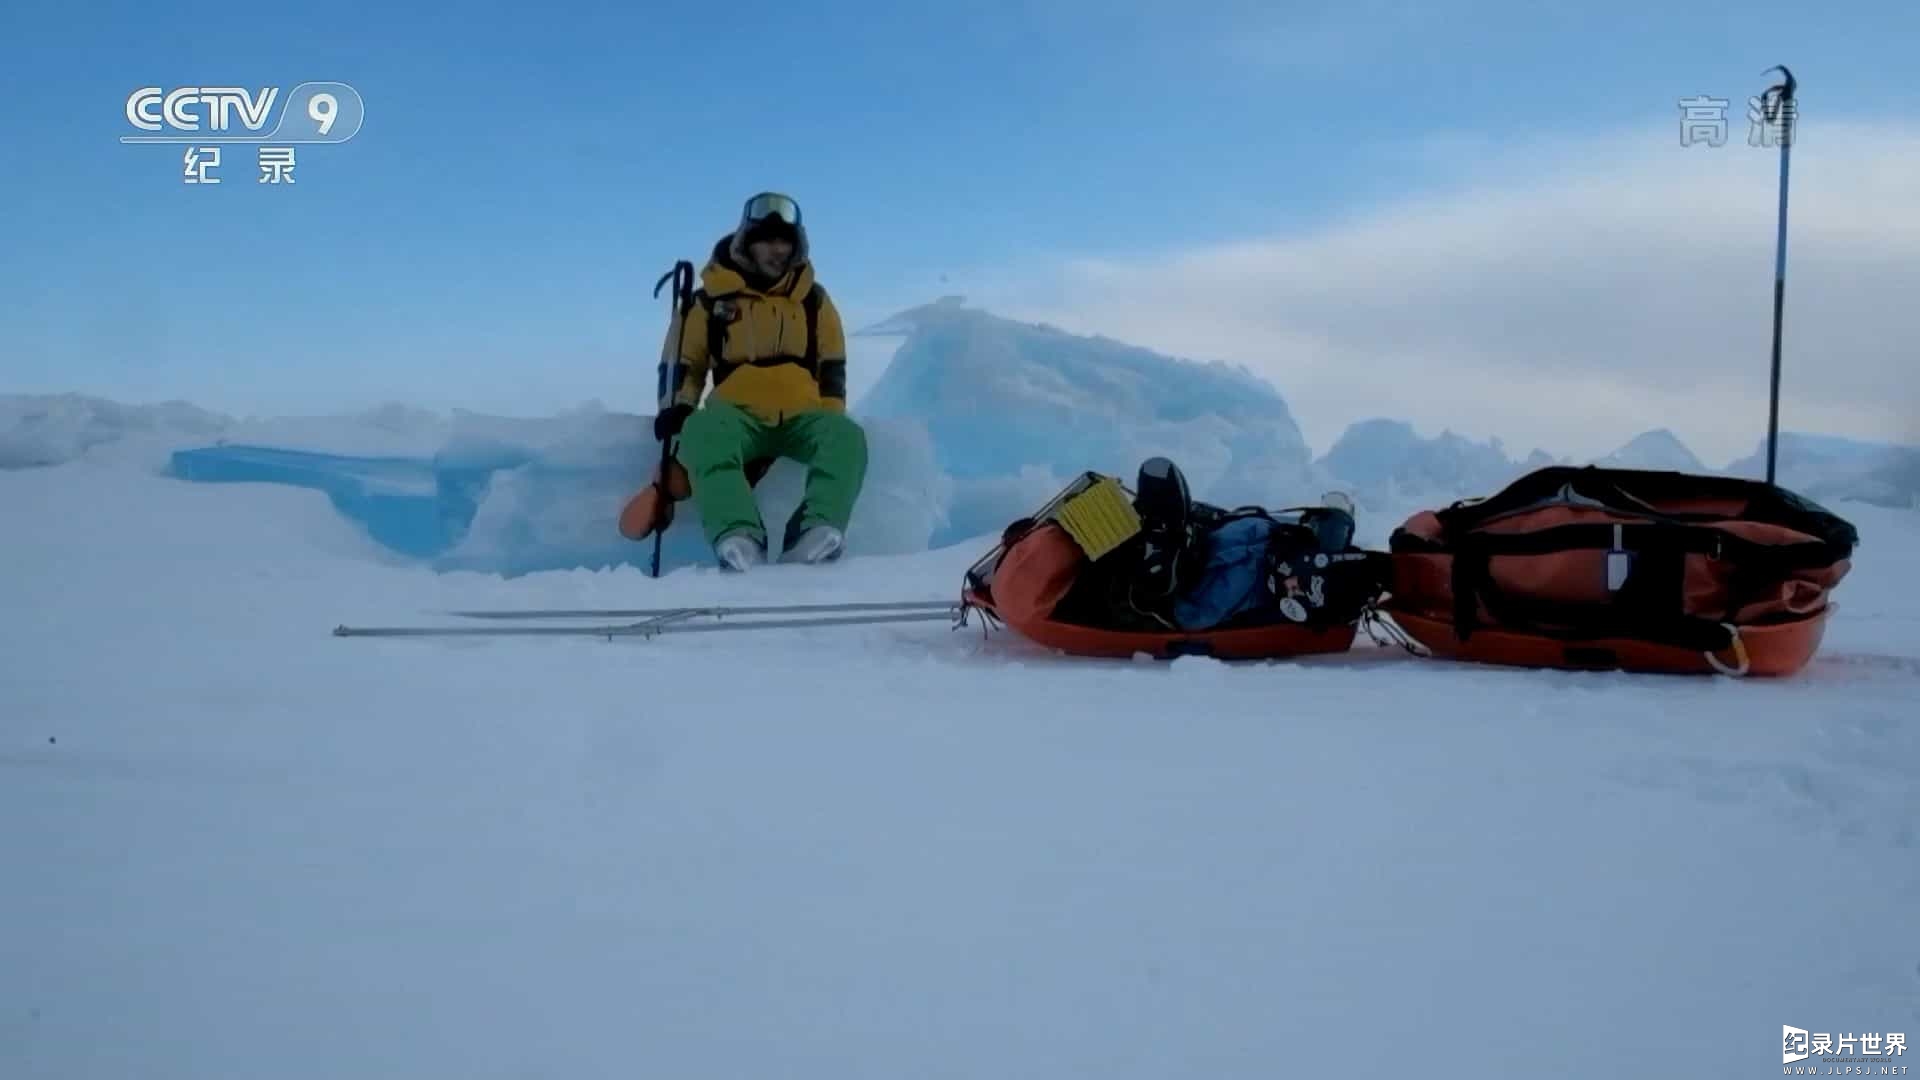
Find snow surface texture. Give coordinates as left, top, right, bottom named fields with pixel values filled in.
left=4, top=440, right=1918, bottom=1080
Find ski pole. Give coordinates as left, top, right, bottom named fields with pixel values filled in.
left=1760, top=65, right=1795, bottom=487
left=444, top=599, right=959, bottom=620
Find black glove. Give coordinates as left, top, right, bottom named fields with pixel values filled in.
left=653, top=404, right=693, bottom=441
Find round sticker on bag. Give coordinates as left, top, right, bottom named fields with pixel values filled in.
left=1280, top=597, right=1309, bottom=622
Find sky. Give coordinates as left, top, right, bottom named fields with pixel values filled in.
left=1, top=0, right=1916, bottom=465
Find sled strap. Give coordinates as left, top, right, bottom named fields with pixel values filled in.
left=706, top=287, right=827, bottom=386
left=706, top=292, right=728, bottom=372
left=1448, top=545, right=1734, bottom=652
left=1704, top=624, right=1752, bottom=676
left=804, top=285, right=821, bottom=373
left=1397, top=522, right=1846, bottom=572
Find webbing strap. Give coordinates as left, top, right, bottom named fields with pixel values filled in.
left=1449, top=548, right=1734, bottom=651
left=1399, top=521, right=1844, bottom=573
left=804, top=286, right=820, bottom=369
left=706, top=287, right=825, bottom=386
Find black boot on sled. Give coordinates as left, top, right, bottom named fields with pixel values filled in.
left=1133, top=457, right=1195, bottom=600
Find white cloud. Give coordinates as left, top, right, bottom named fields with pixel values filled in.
left=977, top=120, right=1920, bottom=466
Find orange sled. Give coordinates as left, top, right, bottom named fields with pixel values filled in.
left=964, top=524, right=1357, bottom=659
left=959, top=474, right=1364, bottom=661
left=1384, top=466, right=1858, bottom=676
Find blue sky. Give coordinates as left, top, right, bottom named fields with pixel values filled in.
left=3, top=0, right=1916, bottom=459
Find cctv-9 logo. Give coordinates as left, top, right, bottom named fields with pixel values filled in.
left=121, top=81, right=364, bottom=143
left=283, top=83, right=363, bottom=142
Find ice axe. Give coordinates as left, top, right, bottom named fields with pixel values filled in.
left=627, top=259, right=697, bottom=578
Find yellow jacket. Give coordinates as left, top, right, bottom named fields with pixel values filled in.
left=659, top=236, right=848, bottom=425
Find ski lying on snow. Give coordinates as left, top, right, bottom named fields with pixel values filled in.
left=333, top=604, right=964, bottom=639
left=441, top=599, right=958, bottom=620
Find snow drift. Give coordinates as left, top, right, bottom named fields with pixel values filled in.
left=1724, top=432, right=1920, bottom=509
left=164, top=406, right=949, bottom=577
left=1311, top=418, right=1558, bottom=509
left=6, top=305, right=1341, bottom=575
left=5, top=302, right=1916, bottom=577
left=1593, top=428, right=1706, bottom=473
left=1315, top=417, right=1920, bottom=511
left=0, top=394, right=229, bottom=468
left=857, top=300, right=1330, bottom=541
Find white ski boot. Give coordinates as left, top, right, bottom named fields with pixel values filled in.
left=779, top=524, right=844, bottom=565
left=715, top=532, right=766, bottom=572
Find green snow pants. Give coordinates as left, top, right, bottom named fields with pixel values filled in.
left=677, top=399, right=869, bottom=551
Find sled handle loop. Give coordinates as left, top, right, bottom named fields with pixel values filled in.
left=1704, top=623, right=1751, bottom=677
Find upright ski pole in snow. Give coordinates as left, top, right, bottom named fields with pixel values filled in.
left=1759, top=65, right=1796, bottom=486
left=650, top=260, right=697, bottom=577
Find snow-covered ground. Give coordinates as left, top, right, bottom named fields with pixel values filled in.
left=4, top=435, right=1917, bottom=1079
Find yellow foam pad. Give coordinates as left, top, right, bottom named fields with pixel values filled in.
left=1052, top=476, right=1143, bottom=561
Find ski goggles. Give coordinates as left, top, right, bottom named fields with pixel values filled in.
left=741, top=192, right=802, bottom=227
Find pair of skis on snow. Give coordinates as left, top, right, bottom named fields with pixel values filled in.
left=332, top=599, right=966, bottom=640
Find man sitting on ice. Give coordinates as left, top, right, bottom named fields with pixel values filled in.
left=651, top=192, right=869, bottom=571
